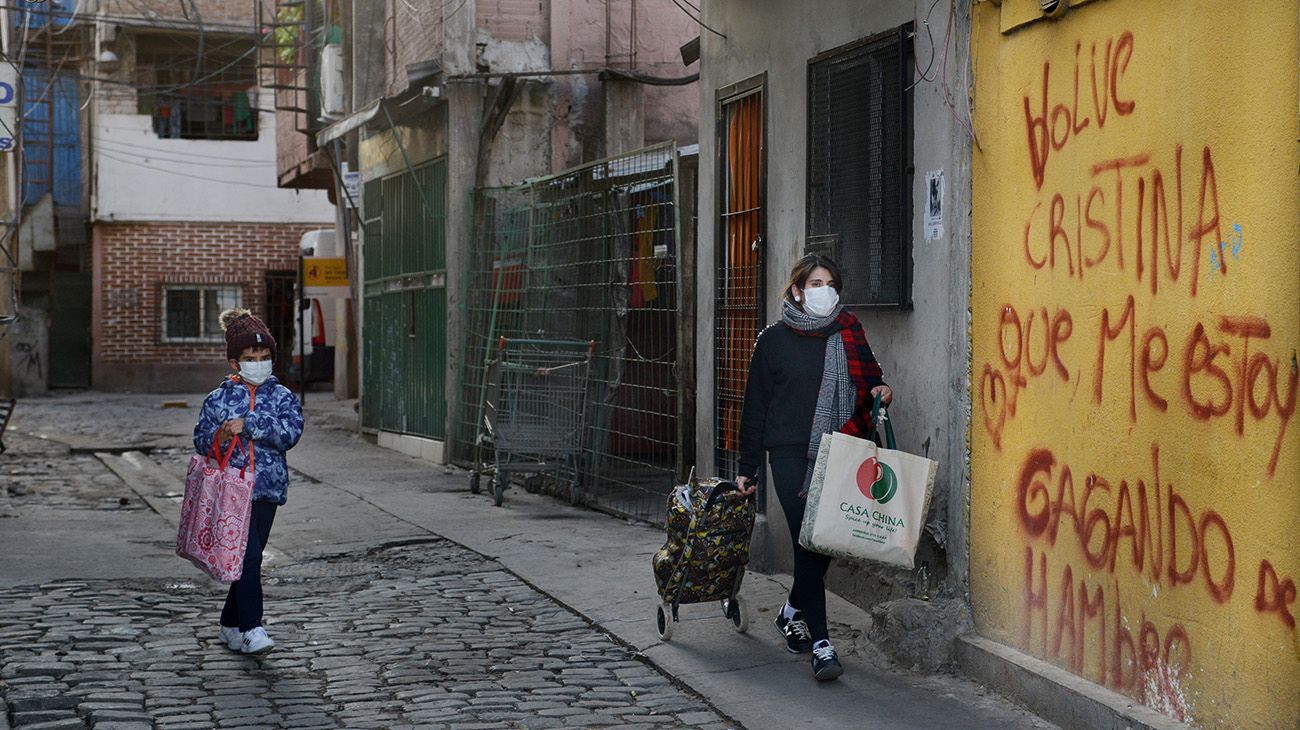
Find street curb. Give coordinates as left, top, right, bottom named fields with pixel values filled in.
left=956, top=634, right=1188, bottom=730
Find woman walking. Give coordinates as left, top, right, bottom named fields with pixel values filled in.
left=735, top=254, right=892, bottom=681
left=194, top=308, right=304, bottom=655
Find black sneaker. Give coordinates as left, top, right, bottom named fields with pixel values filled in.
left=774, top=612, right=814, bottom=654
left=812, top=643, right=843, bottom=681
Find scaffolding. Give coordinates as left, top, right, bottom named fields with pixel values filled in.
left=0, top=2, right=89, bottom=340
left=453, top=143, right=694, bottom=526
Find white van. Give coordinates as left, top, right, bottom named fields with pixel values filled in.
left=292, top=228, right=347, bottom=384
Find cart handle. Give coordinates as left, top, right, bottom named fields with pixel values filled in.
left=498, top=336, right=598, bottom=353
left=704, top=480, right=749, bottom=512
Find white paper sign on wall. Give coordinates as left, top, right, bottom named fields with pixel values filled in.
left=924, top=169, right=944, bottom=241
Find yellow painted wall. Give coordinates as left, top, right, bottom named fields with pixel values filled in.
left=970, top=1, right=1300, bottom=726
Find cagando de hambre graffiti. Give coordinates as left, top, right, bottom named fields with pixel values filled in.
left=1013, top=444, right=1298, bottom=718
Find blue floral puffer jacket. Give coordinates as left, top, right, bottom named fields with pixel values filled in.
left=193, top=375, right=305, bottom=504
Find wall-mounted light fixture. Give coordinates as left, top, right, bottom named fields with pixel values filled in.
left=1040, top=0, right=1069, bottom=18
left=96, top=49, right=121, bottom=73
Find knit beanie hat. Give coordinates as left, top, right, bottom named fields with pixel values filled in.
left=220, top=308, right=277, bottom=362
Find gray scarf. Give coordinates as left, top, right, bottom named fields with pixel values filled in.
left=781, top=300, right=856, bottom=496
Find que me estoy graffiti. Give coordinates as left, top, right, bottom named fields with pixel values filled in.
left=978, top=31, right=1299, bottom=721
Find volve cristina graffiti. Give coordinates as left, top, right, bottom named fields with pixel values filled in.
left=970, top=2, right=1299, bottom=727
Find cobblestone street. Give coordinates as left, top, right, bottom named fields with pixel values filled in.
left=0, top=540, right=730, bottom=730
left=0, top=399, right=734, bottom=730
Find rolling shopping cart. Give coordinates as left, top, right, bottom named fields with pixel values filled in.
left=470, top=337, right=596, bottom=506
left=651, top=471, right=756, bottom=641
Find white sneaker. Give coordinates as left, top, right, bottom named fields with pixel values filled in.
left=240, top=626, right=275, bottom=655
left=217, top=626, right=244, bottom=651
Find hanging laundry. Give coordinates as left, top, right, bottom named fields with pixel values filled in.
left=232, top=91, right=252, bottom=135
left=630, top=203, right=659, bottom=308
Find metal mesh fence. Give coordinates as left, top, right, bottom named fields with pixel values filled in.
left=452, top=143, right=685, bottom=525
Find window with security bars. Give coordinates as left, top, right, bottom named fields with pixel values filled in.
left=806, top=24, right=913, bottom=308
left=162, top=286, right=240, bottom=342
left=715, top=83, right=764, bottom=487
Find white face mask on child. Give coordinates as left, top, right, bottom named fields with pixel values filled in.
left=802, top=286, right=840, bottom=318
left=239, top=360, right=273, bottom=385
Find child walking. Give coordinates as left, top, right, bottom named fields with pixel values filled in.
left=193, top=308, right=304, bottom=655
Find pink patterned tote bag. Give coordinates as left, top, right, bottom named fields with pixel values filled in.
left=176, top=435, right=255, bottom=582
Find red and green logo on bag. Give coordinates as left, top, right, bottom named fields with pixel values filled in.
left=856, top=457, right=899, bottom=504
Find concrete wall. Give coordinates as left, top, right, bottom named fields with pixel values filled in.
left=969, top=1, right=1300, bottom=726
left=696, top=0, right=973, bottom=608
left=92, top=97, right=335, bottom=224
left=9, top=307, right=47, bottom=397
left=386, top=0, right=445, bottom=97
left=546, top=0, right=699, bottom=171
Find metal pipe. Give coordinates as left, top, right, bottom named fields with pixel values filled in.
left=445, top=67, right=698, bottom=85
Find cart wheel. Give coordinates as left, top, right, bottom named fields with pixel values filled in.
left=493, top=480, right=505, bottom=507
left=470, top=472, right=481, bottom=494
left=656, top=603, right=675, bottom=642
left=723, top=597, right=749, bottom=633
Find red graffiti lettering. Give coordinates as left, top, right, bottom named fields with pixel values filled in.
left=1256, top=560, right=1298, bottom=631
left=1094, top=295, right=1136, bottom=423
left=1015, top=444, right=1235, bottom=603
left=1025, top=32, right=1136, bottom=189
left=1022, top=547, right=1189, bottom=718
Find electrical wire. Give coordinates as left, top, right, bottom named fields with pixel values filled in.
left=93, top=140, right=274, bottom=167
left=937, top=0, right=979, bottom=149
left=96, top=148, right=289, bottom=189
left=90, top=133, right=274, bottom=162
left=906, top=0, right=943, bottom=91
left=0, top=2, right=248, bottom=34
left=668, top=0, right=725, bottom=39
left=49, top=0, right=86, bottom=35
left=133, top=45, right=257, bottom=95
left=187, top=0, right=204, bottom=89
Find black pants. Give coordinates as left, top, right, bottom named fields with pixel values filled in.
left=221, top=501, right=278, bottom=632
left=770, top=456, right=833, bottom=643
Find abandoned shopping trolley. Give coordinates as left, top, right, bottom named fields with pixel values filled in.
left=470, top=337, right=596, bottom=506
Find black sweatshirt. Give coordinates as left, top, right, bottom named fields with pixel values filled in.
left=736, top=321, right=886, bottom=481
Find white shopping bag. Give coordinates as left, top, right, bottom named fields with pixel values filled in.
left=799, top=407, right=937, bottom=569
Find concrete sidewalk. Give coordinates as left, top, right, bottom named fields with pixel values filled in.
left=266, top=398, right=1054, bottom=730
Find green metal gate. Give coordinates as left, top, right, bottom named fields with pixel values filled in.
left=361, top=158, right=448, bottom=438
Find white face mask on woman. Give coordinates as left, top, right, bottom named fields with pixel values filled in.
left=239, top=360, right=274, bottom=385
left=802, top=286, right=840, bottom=317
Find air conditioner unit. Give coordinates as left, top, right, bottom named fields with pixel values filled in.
left=319, top=44, right=346, bottom=119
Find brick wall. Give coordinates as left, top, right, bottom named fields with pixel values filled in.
left=386, top=2, right=444, bottom=96
left=104, top=0, right=255, bottom=28
left=477, top=0, right=547, bottom=43
left=275, top=76, right=311, bottom=182
left=94, top=221, right=327, bottom=390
